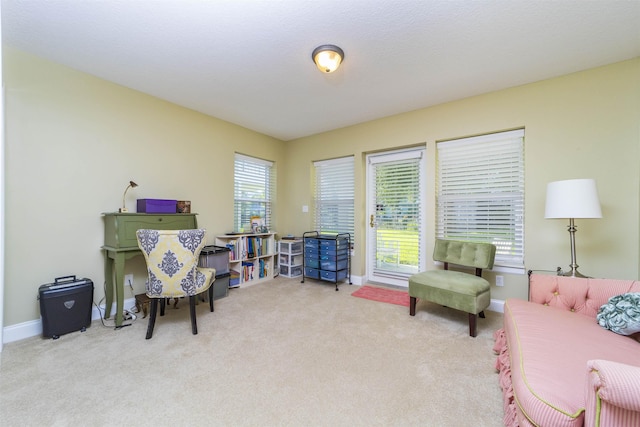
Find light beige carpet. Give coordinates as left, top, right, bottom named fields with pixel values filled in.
left=0, top=276, right=504, bottom=426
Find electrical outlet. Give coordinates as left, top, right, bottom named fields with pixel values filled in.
left=496, top=275, right=504, bottom=287
left=124, top=274, right=134, bottom=287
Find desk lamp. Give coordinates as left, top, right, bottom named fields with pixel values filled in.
left=119, top=181, right=138, bottom=213
left=544, top=178, right=602, bottom=278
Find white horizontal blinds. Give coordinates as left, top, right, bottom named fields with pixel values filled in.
left=370, top=149, right=423, bottom=277
left=436, top=129, right=525, bottom=268
left=313, top=156, right=354, bottom=237
left=234, top=154, right=275, bottom=232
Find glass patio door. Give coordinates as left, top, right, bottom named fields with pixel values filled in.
left=366, top=148, right=426, bottom=287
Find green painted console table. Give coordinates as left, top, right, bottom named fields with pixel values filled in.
left=102, top=212, right=198, bottom=327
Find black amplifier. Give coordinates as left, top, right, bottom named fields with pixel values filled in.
left=38, top=275, right=94, bottom=339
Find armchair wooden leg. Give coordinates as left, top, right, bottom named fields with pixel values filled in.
left=160, top=298, right=166, bottom=317
left=208, top=286, right=214, bottom=312
left=146, top=299, right=159, bottom=339
left=189, top=296, right=198, bottom=335
left=409, top=296, right=417, bottom=316
left=468, top=313, right=478, bottom=337
left=479, top=310, right=486, bottom=318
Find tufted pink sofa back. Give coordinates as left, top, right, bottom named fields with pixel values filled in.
left=529, top=274, right=640, bottom=318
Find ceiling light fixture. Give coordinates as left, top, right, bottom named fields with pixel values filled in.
left=312, top=44, right=344, bottom=73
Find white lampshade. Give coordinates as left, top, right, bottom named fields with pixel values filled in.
left=545, top=179, right=602, bottom=219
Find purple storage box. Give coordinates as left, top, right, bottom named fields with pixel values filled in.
left=137, top=199, right=177, bottom=213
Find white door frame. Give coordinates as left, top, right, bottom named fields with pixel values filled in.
left=365, top=147, right=426, bottom=287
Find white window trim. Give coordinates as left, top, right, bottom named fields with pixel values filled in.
left=313, top=156, right=355, bottom=237
left=234, top=153, right=275, bottom=232
left=436, top=129, right=525, bottom=272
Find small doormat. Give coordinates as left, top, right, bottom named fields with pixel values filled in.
left=351, top=285, right=410, bottom=307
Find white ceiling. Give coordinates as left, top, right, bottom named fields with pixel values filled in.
left=2, top=1, right=639, bottom=141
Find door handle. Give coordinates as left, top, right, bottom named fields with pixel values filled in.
left=370, top=214, right=375, bottom=228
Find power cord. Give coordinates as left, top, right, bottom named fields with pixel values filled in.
left=95, top=280, right=137, bottom=330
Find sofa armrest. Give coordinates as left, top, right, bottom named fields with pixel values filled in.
left=585, top=359, right=640, bottom=427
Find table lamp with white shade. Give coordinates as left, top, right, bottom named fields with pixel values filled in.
left=544, top=178, right=602, bottom=278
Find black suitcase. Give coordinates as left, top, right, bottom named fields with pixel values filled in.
left=38, top=275, right=94, bottom=339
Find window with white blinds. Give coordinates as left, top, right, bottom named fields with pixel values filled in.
left=436, top=129, right=525, bottom=269
left=234, top=153, right=275, bottom=232
left=313, top=156, right=354, bottom=237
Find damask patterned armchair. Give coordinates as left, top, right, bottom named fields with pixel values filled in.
left=136, top=229, right=216, bottom=339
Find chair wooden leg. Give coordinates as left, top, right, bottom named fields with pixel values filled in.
left=189, top=296, right=198, bottom=335
left=146, top=299, right=159, bottom=339
left=208, top=286, right=214, bottom=312
left=479, top=310, right=486, bottom=318
left=409, top=296, right=417, bottom=316
left=160, top=298, right=166, bottom=317
left=468, top=313, right=478, bottom=337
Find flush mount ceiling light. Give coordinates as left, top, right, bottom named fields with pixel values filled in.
left=312, top=44, right=344, bottom=73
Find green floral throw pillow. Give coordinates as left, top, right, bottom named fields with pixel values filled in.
left=597, top=293, right=640, bottom=335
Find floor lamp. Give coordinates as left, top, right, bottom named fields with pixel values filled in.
left=544, top=179, right=602, bottom=278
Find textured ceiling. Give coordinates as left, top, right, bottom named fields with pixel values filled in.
left=2, top=0, right=639, bottom=141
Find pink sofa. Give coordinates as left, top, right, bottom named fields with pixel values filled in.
left=493, top=273, right=640, bottom=427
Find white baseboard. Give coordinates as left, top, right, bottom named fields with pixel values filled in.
left=347, top=275, right=364, bottom=286
left=489, top=299, right=505, bottom=313
left=3, top=290, right=505, bottom=344
left=2, top=297, right=136, bottom=344
left=2, top=319, right=42, bottom=344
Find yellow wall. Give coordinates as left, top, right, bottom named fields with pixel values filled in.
left=3, top=44, right=639, bottom=328
left=3, top=47, right=285, bottom=326
left=283, top=58, right=640, bottom=300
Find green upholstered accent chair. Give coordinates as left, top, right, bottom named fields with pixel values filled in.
left=136, top=229, right=216, bottom=339
left=408, top=239, right=496, bottom=337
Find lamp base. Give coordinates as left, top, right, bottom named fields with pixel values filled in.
left=558, top=268, right=589, bottom=279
